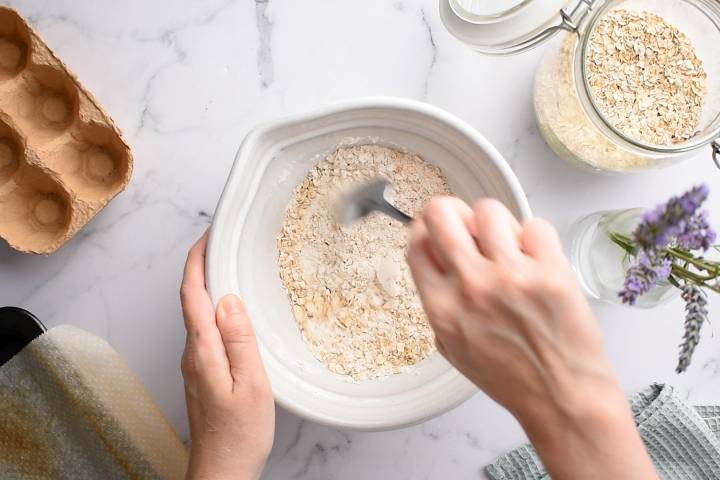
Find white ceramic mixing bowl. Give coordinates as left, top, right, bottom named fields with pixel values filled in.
left=206, top=97, right=531, bottom=430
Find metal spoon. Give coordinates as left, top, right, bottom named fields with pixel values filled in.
left=334, top=177, right=413, bottom=225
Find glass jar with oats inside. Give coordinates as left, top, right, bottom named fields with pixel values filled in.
left=441, top=0, right=720, bottom=173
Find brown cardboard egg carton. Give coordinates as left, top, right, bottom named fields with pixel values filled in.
left=0, top=7, right=132, bottom=254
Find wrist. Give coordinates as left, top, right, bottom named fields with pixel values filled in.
left=515, top=373, right=630, bottom=438
left=186, top=449, right=265, bottom=480
left=186, top=464, right=262, bottom=480
left=513, top=380, right=657, bottom=479
left=519, top=385, right=631, bottom=446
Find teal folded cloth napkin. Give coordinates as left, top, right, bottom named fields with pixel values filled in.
left=486, top=384, right=720, bottom=480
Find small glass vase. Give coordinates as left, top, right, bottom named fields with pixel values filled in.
left=568, top=208, right=678, bottom=308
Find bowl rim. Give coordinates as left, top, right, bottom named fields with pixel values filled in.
left=206, top=96, right=531, bottom=430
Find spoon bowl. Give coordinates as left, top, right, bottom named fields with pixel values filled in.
left=334, top=177, right=413, bottom=225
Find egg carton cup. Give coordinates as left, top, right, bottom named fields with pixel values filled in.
left=0, top=7, right=132, bottom=254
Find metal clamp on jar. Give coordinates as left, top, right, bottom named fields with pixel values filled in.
left=440, top=0, right=720, bottom=174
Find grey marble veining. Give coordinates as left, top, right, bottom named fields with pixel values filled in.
left=255, top=0, right=274, bottom=88
left=1, top=1, right=719, bottom=479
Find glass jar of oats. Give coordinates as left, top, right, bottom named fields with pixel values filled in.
left=440, top=0, right=720, bottom=173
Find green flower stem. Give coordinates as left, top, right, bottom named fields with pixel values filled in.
left=609, top=232, right=720, bottom=294
left=609, top=232, right=636, bottom=255
left=667, top=247, right=720, bottom=275
left=670, top=265, right=719, bottom=291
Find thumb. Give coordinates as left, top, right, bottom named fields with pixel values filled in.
left=216, top=294, right=265, bottom=383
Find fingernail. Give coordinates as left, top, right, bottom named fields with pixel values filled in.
left=219, top=294, right=243, bottom=317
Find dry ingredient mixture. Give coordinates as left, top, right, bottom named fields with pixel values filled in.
left=277, top=145, right=451, bottom=381
left=534, top=9, right=707, bottom=172
left=586, top=10, right=706, bottom=145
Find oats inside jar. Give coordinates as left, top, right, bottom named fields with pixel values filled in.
left=586, top=9, right=706, bottom=146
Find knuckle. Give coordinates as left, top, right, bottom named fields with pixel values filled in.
left=221, top=322, right=256, bottom=345
left=526, top=216, right=555, bottom=232
left=425, top=299, right=461, bottom=338
left=504, top=269, right=530, bottom=292
left=423, top=196, right=452, bottom=221
left=539, top=273, right=567, bottom=297
left=179, top=283, right=193, bottom=302
left=425, top=296, right=453, bottom=320
left=252, top=378, right=273, bottom=400
left=524, top=217, right=559, bottom=242
left=494, top=268, right=532, bottom=303
left=473, top=197, right=504, bottom=217
left=458, top=272, right=488, bottom=305
left=180, top=352, right=193, bottom=378
left=239, top=374, right=272, bottom=401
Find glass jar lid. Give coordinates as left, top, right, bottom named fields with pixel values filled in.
left=440, top=0, right=598, bottom=55
left=448, top=0, right=534, bottom=23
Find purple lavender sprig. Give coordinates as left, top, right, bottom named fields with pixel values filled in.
left=619, top=255, right=671, bottom=305
left=679, top=211, right=717, bottom=251
left=676, top=285, right=708, bottom=373
left=610, top=184, right=718, bottom=373
left=619, top=263, right=658, bottom=305
left=634, top=184, right=709, bottom=252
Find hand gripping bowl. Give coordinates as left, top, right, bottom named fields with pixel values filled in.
left=206, top=97, right=531, bottom=430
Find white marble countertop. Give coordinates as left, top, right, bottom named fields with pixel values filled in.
left=2, top=1, right=720, bottom=478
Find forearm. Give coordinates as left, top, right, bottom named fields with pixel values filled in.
left=518, top=385, right=658, bottom=480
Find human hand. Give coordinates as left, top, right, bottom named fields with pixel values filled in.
left=180, top=232, right=275, bottom=480
left=407, top=197, right=657, bottom=480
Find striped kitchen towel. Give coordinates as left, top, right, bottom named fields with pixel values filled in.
left=487, top=384, right=720, bottom=480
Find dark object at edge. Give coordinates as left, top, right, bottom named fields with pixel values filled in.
left=0, top=307, right=46, bottom=366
